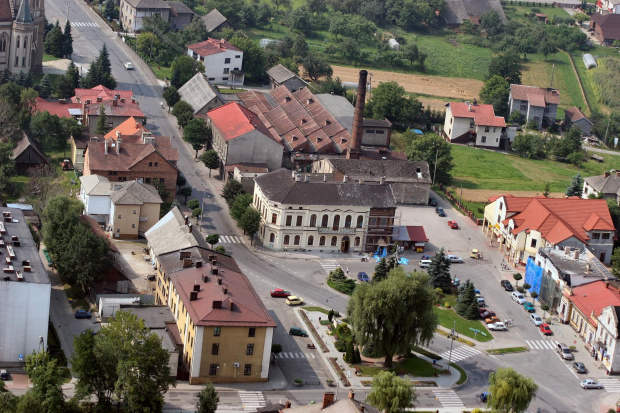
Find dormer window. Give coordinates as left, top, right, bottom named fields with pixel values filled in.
left=301, top=118, right=307, bottom=124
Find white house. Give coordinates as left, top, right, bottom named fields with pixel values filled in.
left=119, top=0, right=171, bottom=33
left=597, top=0, right=620, bottom=14
left=443, top=101, right=505, bottom=148
left=596, top=305, right=620, bottom=375
left=187, top=38, right=244, bottom=86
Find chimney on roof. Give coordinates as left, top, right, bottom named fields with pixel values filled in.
left=285, top=401, right=292, bottom=408
left=96, top=97, right=102, bottom=102
left=113, top=99, right=118, bottom=106
left=211, top=267, right=219, bottom=276
left=116, top=138, right=121, bottom=154
left=222, top=285, right=228, bottom=294
left=468, top=103, right=472, bottom=112
left=564, top=246, right=571, bottom=255
left=183, top=258, right=192, bottom=268
left=115, top=93, right=120, bottom=99
left=113, top=184, right=122, bottom=190
left=295, top=174, right=301, bottom=182
left=58, top=99, right=66, bottom=104
left=116, top=130, right=121, bottom=139
left=305, top=175, right=309, bottom=182
left=86, top=99, right=91, bottom=104
left=188, top=223, right=193, bottom=233
left=104, top=140, right=109, bottom=154
left=196, top=260, right=203, bottom=268
left=380, top=176, right=386, bottom=185
left=574, top=249, right=580, bottom=260
left=473, top=98, right=478, bottom=105
left=347, top=70, right=367, bottom=160
left=131, top=97, right=136, bottom=104
left=605, top=171, right=611, bottom=178
left=348, top=390, right=355, bottom=400
left=323, top=174, right=327, bottom=182
left=202, top=273, right=209, bottom=282
left=184, top=215, right=189, bottom=226
left=322, top=392, right=335, bottom=409
left=190, top=291, right=198, bottom=301
left=343, top=175, right=348, bottom=183
left=121, top=98, right=125, bottom=103
left=193, top=283, right=200, bottom=292
left=212, top=300, right=222, bottom=309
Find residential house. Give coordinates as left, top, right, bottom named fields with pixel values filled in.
left=206, top=102, right=283, bottom=172
left=72, top=85, right=134, bottom=104
left=229, top=163, right=269, bottom=194
left=145, top=206, right=209, bottom=261
left=266, top=64, right=307, bottom=93
left=583, top=170, right=620, bottom=202
left=83, top=97, right=145, bottom=135
left=597, top=0, right=620, bottom=14
left=483, top=195, right=616, bottom=264
left=79, top=175, right=163, bottom=239
left=443, top=101, right=506, bottom=148
left=151, top=245, right=276, bottom=383
left=442, top=0, right=506, bottom=26
left=590, top=13, right=620, bottom=44
left=104, top=116, right=150, bottom=140
left=70, top=135, right=89, bottom=172
left=508, top=84, right=560, bottom=128
left=83, top=134, right=179, bottom=200
left=202, top=8, right=234, bottom=32
left=312, top=158, right=432, bottom=205
left=274, top=391, right=379, bottom=413
left=595, top=305, right=620, bottom=375
left=33, top=97, right=83, bottom=119
left=11, top=132, right=49, bottom=173
left=253, top=168, right=397, bottom=253
left=178, top=73, right=225, bottom=115
left=119, top=0, right=170, bottom=32
left=564, top=106, right=593, bottom=135
left=187, top=38, right=244, bottom=86
left=165, top=1, right=194, bottom=29
left=392, top=225, right=429, bottom=252
left=0, top=207, right=50, bottom=364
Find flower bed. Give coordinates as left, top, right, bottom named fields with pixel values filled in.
left=435, top=328, right=476, bottom=346
left=300, top=310, right=329, bottom=353
left=328, top=357, right=351, bottom=387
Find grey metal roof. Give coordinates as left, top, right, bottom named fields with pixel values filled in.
left=202, top=8, right=228, bottom=32
left=145, top=207, right=209, bottom=257
left=165, top=1, right=193, bottom=14
left=443, top=0, right=506, bottom=25
left=124, top=0, right=170, bottom=9
left=266, top=64, right=298, bottom=84
left=80, top=175, right=113, bottom=196
left=314, top=94, right=355, bottom=118
left=119, top=306, right=175, bottom=329
left=584, top=173, right=620, bottom=195
left=254, top=168, right=396, bottom=207
left=109, top=180, right=163, bottom=205
left=327, top=159, right=432, bottom=183
left=178, top=73, right=224, bottom=115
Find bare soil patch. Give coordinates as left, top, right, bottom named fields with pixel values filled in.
left=331, top=65, right=483, bottom=100
left=418, top=96, right=450, bottom=111
left=449, top=188, right=565, bottom=203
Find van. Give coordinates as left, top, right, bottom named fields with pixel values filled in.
left=557, top=343, right=574, bottom=360
left=289, top=327, right=308, bottom=337
left=419, top=260, right=432, bottom=268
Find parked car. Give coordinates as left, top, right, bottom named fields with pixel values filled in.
left=530, top=314, right=543, bottom=326
left=289, top=327, right=308, bottom=337
left=447, top=221, right=459, bottom=229
left=419, top=259, right=432, bottom=268
left=476, top=297, right=486, bottom=307
left=557, top=343, right=574, bottom=360
left=470, top=249, right=479, bottom=259
left=270, top=288, right=291, bottom=298
left=523, top=302, right=535, bottom=312
left=511, top=292, right=526, bottom=304
left=540, top=323, right=552, bottom=335
left=436, top=207, right=446, bottom=217
left=500, top=280, right=514, bottom=291
left=572, top=362, right=588, bottom=374
left=580, top=378, right=603, bottom=389
left=74, top=310, right=92, bottom=319
left=485, top=316, right=500, bottom=324
left=446, top=255, right=463, bottom=263
left=487, top=322, right=507, bottom=331
left=286, top=296, right=304, bottom=306
left=0, top=369, right=8, bottom=380
left=125, top=62, right=134, bottom=70
left=357, top=272, right=370, bottom=282
left=428, top=198, right=438, bottom=206
left=480, top=310, right=496, bottom=319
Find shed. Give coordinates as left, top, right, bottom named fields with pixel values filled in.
left=583, top=54, right=597, bottom=69
left=392, top=225, right=429, bottom=251
left=259, top=39, right=280, bottom=48
left=11, top=132, right=49, bottom=173
left=388, top=38, right=400, bottom=50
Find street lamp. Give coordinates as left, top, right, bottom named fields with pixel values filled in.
left=447, top=320, right=456, bottom=366
left=467, top=237, right=471, bottom=252
left=283, top=247, right=287, bottom=259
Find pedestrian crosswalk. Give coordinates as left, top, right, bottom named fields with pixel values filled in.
left=239, top=391, right=266, bottom=412
left=320, top=260, right=340, bottom=274
left=275, top=351, right=315, bottom=359
left=219, top=235, right=243, bottom=244
left=439, top=345, right=481, bottom=362
left=599, top=379, right=620, bottom=392
left=432, top=389, right=465, bottom=409
left=525, top=339, right=559, bottom=350
left=70, top=21, right=99, bottom=28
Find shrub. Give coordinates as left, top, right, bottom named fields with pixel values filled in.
left=187, top=199, right=199, bottom=210
left=271, top=344, right=282, bottom=354
left=192, top=208, right=201, bottom=218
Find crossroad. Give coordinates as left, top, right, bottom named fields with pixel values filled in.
left=239, top=391, right=266, bottom=412
left=432, top=389, right=465, bottom=409
left=439, top=345, right=481, bottom=362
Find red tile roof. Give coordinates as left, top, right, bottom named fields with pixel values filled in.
left=510, top=84, right=560, bottom=105
left=0, top=0, right=12, bottom=21
left=565, top=106, right=592, bottom=124
left=406, top=226, right=429, bottom=242
left=449, top=102, right=506, bottom=127
left=566, top=281, right=620, bottom=326
left=186, top=37, right=242, bottom=57
left=207, top=102, right=273, bottom=142
left=72, top=85, right=134, bottom=103
left=85, top=100, right=145, bottom=118
left=105, top=116, right=149, bottom=139
left=34, top=97, right=83, bottom=118
left=86, top=137, right=178, bottom=171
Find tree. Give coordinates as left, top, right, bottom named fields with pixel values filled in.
left=367, top=81, right=422, bottom=125
left=406, top=133, right=453, bottom=185
left=457, top=280, right=477, bottom=318
left=94, top=105, right=110, bottom=135
left=345, top=15, right=376, bottom=42
left=137, top=32, right=161, bottom=61
left=511, top=134, right=547, bottom=159
left=271, top=0, right=292, bottom=11
left=214, top=245, right=228, bottom=254
left=319, top=76, right=346, bottom=96
left=222, top=179, right=246, bottom=206
left=292, top=34, right=309, bottom=58
left=513, top=273, right=522, bottom=287
left=37, top=74, right=52, bottom=99
left=488, top=52, right=522, bottom=85
left=230, top=35, right=267, bottom=83
left=187, top=199, right=200, bottom=210
left=172, top=100, right=194, bottom=128
left=30, top=111, right=64, bottom=149
left=543, top=182, right=551, bottom=197
left=347, top=267, right=437, bottom=368
left=24, top=351, right=66, bottom=412
left=163, top=86, right=180, bottom=107
left=44, top=23, right=64, bottom=57
left=206, top=234, right=220, bottom=248
left=480, top=9, right=504, bottom=38
left=230, top=193, right=253, bottom=221
left=286, top=7, right=313, bottom=34
left=366, top=371, right=415, bottom=413
left=428, top=248, right=452, bottom=292
left=565, top=173, right=583, bottom=197
left=170, top=55, right=205, bottom=89
left=302, top=54, right=333, bottom=82
left=176, top=174, right=187, bottom=192
left=83, top=44, right=117, bottom=89
left=183, top=118, right=209, bottom=157
left=179, top=186, right=193, bottom=204
left=480, top=75, right=510, bottom=117
left=195, top=381, right=219, bottom=413
left=488, top=367, right=538, bottom=413
left=103, top=0, right=116, bottom=20
left=306, top=0, right=327, bottom=14
left=239, top=208, right=261, bottom=239
left=541, top=303, right=550, bottom=318
left=373, top=258, right=389, bottom=283
left=54, top=61, right=80, bottom=99
left=63, top=20, right=73, bottom=58
left=201, top=150, right=220, bottom=177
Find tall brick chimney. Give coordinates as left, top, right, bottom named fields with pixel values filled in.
left=347, top=70, right=368, bottom=160
left=322, top=392, right=335, bottom=409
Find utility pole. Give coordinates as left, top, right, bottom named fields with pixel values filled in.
left=432, top=147, right=439, bottom=187
left=550, top=63, right=555, bottom=89
left=604, top=116, right=611, bottom=145
left=447, top=320, right=456, bottom=366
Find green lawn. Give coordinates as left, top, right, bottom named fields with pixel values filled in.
left=451, top=145, right=620, bottom=193
left=503, top=4, right=570, bottom=23
left=434, top=307, right=493, bottom=342
left=357, top=355, right=443, bottom=377
left=42, top=53, right=60, bottom=62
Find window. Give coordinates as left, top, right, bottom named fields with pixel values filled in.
left=149, top=161, right=152, bottom=167
left=234, top=67, right=239, bottom=71
left=333, top=215, right=340, bottom=230
left=246, top=344, right=254, bottom=355
left=132, top=224, right=136, bottom=228
left=223, top=68, right=230, bottom=74
left=16, top=36, right=19, bottom=48
left=321, top=214, right=329, bottom=227
left=15, top=56, right=18, bottom=66
left=294, top=235, right=300, bottom=245
left=133, top=210, right=137, bottom=214
left=499, top=202, right=503, bottom=211
left=145, top=178, right=151, bottom=184
left=296, top=216, right=303, bottom=226
left=208, top=77, right=215, bottom=81
left=481, top=136, right=487, bottom=143
left=520, top=104, right=527, bottom=111
left=23, top=36, right=27, bottom=49
left=484, top=126, right=490, bottom=132
left=269, top=233, right=275, bottom=243
left=283, top=235, right=290, bottom=245
left=530, top=239, right=537, bottom=248
left=209, top=364, right=218, bottom=375
left=118, top=215, right=122, bottom=219
left=211, top=343, right=219, bottom=355
left=244, top=364, right=252, bottom=375
left=603, top=233, right=611, bottom=239
left=271, top=214, right=277, bottom=224
left=469, top=121, right=475, bottom=129
left=214, top=327, right=221, bottom=336
left=22, top=56, right=25, bottom=67
left=319, top=236, right=325, bottom=246
left=357, top=216, right=363, bottom=228
left=225, top=58, right=231, bottom=63
left=354, top=237, right=360, bottom=247
left=366, top=130, right=375, bottom=134
left=310, top=214, right=317, bottom=227
left=286, top=215, right=292, bottom=226
left=222, top=77, right=229, bottom=80
left=249, top=328, right=255, bottom=337
left=593, top=233, right=601, bottom=239
left=345, top=215, right=352, bottom=228
left=331, top=236, right=337, bottom=246
left=307, top=235, right=314, bottom=246
left=235, top=55, right=241, bottom=58
left=154, top=162, right=158, bottom=167
left=0, top=35, right=6, bottom=52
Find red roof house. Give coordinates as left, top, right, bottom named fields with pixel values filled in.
left=444, top=101, right=506, bottom=148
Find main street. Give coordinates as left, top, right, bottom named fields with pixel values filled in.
left=39, top=0, right=615, bottom=411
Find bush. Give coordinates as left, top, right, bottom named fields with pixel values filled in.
left=187, top=199, right=199, bottom=210
left=271, top=343, right=282, bottom=354
left=192, top=207, right=201, bottom=218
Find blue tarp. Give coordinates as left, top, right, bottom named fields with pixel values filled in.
left=524, top=257, right=543, bottom=297
left=372, top=246, right=388, bottom=260
left=399, top=257, right=410, bottom=265
left=412, top=129, right=423, bottom=135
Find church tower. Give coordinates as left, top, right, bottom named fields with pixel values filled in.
left=0, top=0, right=44, bottom=74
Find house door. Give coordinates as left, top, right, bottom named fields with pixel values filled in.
left=341, top=236, right=350, bottom=253
left=600, top=252, right=606, bottom=262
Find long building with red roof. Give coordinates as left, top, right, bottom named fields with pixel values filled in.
left=443, top=101, right=506, bottom=148
left=484, top=194, right=616, bottom=264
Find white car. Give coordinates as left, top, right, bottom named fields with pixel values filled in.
left=529, top=313, right=543, bottom=326
left=511, top=291, right=526, bottom=304
left=487, top=322, right=507, bottom=331
left=125, top=62, right=134, bottom=70
left=446, top=255, right=463, bottom=263
left=580, top=378, right=603, bottom=389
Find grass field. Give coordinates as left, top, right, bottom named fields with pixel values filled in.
left=357, top=356, right=442, bottom=377
left=434, top=307, right=493, bottom=342
left=570, top=52, right=603, bottom=114
left=42, top=53, right=60, bottom=62
left=503, top=4, right=570, bottom=22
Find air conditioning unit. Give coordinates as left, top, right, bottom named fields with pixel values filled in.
left=233, top=362, right=240, bottom=368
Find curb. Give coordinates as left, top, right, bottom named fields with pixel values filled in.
left=449, top=363, right=468, bottom=389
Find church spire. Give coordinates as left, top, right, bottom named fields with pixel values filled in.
left=16, top=0, right=32, bottom=23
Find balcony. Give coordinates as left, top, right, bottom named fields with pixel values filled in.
left=317, top=227, right=356, bottom=234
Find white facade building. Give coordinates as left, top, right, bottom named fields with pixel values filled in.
left=443, top=101, right=505, bottom=148
left=119, top=0, right=170, bottom=32
left=596, top=306, right=620, bottom=375
left=187, top=38, right=244, bottom=86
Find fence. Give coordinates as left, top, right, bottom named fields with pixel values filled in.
left=437, top=184, right=483, bottom=225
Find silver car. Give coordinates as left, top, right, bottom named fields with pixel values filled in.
left=446, top=254, right=463, bottom=263
left=580, top=379, right=603, bottom=389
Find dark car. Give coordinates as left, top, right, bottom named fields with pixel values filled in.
left=0, top=369, right=8, bottom=380
left=428, top=198, right=438, bottom=206
left=74, top=310, right=92, bottom=319
left=357, top=272, right=370, bottom=282
left=289, top=327, right=308, bottom=337
left=270, top=288, right=291, bottom=298
left=500, top=280, right=514, bottom=291
left=572, top=362, right=588, bottom=374
left=436, top=207, right=446, bottom=217
left=480, top=310, right=496, bottom=319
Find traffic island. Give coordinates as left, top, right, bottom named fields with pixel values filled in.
left=299, top=310, right=329, bottom=353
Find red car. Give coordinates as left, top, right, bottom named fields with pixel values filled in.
left=448, top=221, right=459, bottom=229
left=540, top=323, right=552, bottom=335
left=270, top=289, right=291, bottom=298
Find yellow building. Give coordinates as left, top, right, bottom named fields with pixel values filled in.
left=153, top=247, right=276, bottom=384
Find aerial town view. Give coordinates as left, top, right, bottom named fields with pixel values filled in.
left=3, top=0, right=620, bottom=411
